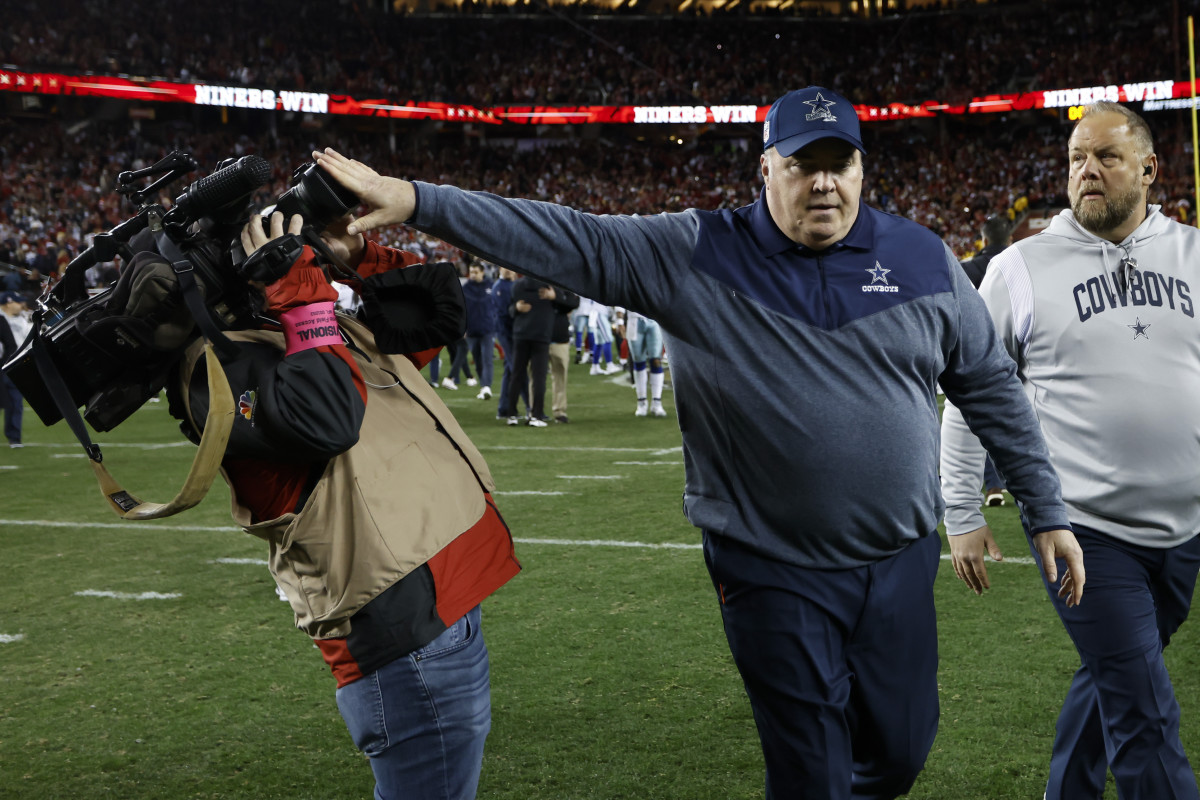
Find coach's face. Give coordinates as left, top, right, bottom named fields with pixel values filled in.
left=1068, top=111, right=1155, bottom=243
left=762, top=138, right=862, bottom=250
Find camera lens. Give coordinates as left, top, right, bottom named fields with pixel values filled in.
left=268, top=163, right=359, bottom=230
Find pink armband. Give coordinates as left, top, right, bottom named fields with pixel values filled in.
left=279, top=302, right=341, bottom=356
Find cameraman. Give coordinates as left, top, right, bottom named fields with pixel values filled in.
left=167, top=210, right=521, bottom=800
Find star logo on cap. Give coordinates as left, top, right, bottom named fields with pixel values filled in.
left=866, top=261, right=891, bottom=284
left=804, top=92, right=838, bottom=123
left=1128, top=317, right=1150, bottom=339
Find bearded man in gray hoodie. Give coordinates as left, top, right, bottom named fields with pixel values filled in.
left=941, top=102, right=1200, bottom=800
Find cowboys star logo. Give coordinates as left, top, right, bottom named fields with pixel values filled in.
left=803, top=92, right=838, bottom=123
left=1128, top=317, right=1150, bottom=340
left=866, top=262, right=891, bottom=284
left=861, top=261, right=899, bottom=293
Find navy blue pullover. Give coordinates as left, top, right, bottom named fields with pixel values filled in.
left=411, top=183, right=1069, bottom=568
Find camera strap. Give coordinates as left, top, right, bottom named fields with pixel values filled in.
left=153, top=229, right=241, bottom=361
left=89, top=340, right=236, bottom=519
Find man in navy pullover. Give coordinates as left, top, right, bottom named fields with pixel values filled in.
left=462, top=260, right=496, bottom=400
left=313, top=86, right=1084, bottom=800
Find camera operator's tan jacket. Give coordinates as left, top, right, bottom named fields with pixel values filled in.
left=178, top=314, right=497, bottom=639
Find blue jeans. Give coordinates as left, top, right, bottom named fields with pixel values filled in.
left=336, top=605, right=491, bottom=800
left=466, top=333, right=494, bottom=388
left=1031, top=527, right=1200, bottom=800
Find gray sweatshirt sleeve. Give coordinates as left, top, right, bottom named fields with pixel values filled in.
left=940, top=399, right=988, bottom=535
left=940, top=260, right=1023, bottom=535
left=937, top=248, right=1069, bottom=534
left=411, top=182, right=699, bottom=319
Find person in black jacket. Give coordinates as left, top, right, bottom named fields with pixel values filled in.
left=503, top=274, right=556, bottom=427
left=960, top=215, right=1012, bottom=289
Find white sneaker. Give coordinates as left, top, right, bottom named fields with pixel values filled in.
left=527, top=417, right=548, bottom=428
left=476, top=386, right=492, bottom=400
left=441, top=378, right=459, bottom=390
left=635, top=401, right=648, bottom=417
left=650, top=404, right=667, bottom=417
left=466, top=378, right=478, bottom=387
left=506, top=416, right=520, bottom=426
left=604, top=363, right=623, bottom=374
left=590, top=364, right=603, bottom=375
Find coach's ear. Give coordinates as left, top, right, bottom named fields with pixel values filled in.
left=1142, top=155, right=1157, bottom=185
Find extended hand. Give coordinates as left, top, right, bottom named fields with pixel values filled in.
left=312, top=148, right=416, bottom=235
left=1032, top=528, right=1085, bottom=608
left=948, top=525, right=1003, bottom=596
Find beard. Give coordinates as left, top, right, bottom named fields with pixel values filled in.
left=1070, top=180, right=1143, bottom=236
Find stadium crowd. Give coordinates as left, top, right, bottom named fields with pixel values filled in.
left=1, top=0, right=1197, bottom=297
left=2, top=109, right=1196, bottom=297
left=0, top=0, right=1185, bottom=107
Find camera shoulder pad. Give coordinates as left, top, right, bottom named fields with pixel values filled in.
left=239, top=233, right=305, bottom=285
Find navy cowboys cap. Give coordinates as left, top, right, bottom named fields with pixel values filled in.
left=762, top=86, right=866, bottom=157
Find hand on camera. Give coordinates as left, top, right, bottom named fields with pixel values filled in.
left=242, top=211, right=337, bottom=315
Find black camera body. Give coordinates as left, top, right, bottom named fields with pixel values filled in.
left=1, top=152, right=357, bottom=432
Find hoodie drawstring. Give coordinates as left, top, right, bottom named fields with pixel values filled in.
left=1113, top=237, right=1139, bottom=296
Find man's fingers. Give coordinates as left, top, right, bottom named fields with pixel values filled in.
left=1062, top=551, right=1086, bottom=607
left=985, top=538, right=1004, bottom=562
left=1036, top=540, right=1059, bottom=586
left=952, top=557, right=987, bottom=595
left=241, top=214, right=267, bottom=254
left=347, top=210, right=388, bottom=236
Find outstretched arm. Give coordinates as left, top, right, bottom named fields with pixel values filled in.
left=313, top=148, right=416, bottom=235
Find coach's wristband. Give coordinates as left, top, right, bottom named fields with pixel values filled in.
left=279, top=302, right=341, bottom=356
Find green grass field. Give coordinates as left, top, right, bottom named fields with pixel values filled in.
left=1, top=352, right=1196, bottom=799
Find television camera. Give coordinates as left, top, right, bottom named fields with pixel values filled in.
left=1, top=151, right=358, bottom=434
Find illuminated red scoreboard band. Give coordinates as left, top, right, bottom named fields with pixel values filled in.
left=1, top=68, right=1195, bottom=123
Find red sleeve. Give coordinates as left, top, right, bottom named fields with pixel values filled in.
left=340, top=241, right=441, bottom=368
left=354, top=240, right=423, bottom=279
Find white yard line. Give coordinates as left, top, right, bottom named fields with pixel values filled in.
left=556, top=475, right=623, bottom=480
left=74, top=590, right=182, bottom=600
left=0, top=519, right=1035, bottom=564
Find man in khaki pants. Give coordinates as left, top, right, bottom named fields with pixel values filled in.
left=548, top=286, right=579, bottom=423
